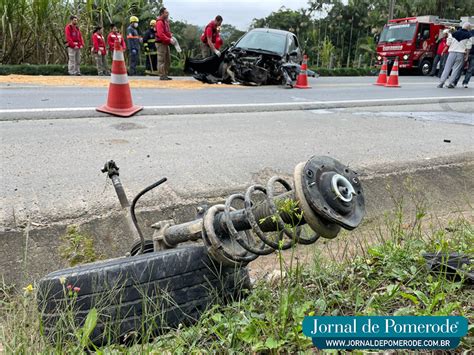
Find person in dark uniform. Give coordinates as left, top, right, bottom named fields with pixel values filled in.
left=126, top=16, right=141, bottom=75
left=143, top=19, right=158, bottom=74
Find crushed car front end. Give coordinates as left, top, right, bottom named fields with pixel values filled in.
left=185, top=28, right=314, bottom=87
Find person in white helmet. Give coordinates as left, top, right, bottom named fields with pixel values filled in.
left=127, top=16, right=142, bottom=76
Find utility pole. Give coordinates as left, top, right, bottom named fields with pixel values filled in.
left=389, top=0, right=395, bottom=21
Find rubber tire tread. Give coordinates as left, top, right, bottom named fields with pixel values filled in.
left=37, top=245, right=249, bottom=345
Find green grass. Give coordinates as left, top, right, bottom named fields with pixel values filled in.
left=311, top=67, right=377, bottom=76
left=0, top=64, right=185, bottom=76
left=0, top=64, right=375, bottom=77
left=1, top=207, right=472, bottom=353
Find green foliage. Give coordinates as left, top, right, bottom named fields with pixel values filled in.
left=58, top=225, right=102, bottom=267
left=76, top=308, right=98, bottom=349
left=310, top=67, right=376, bottom=76
left=251, top=1, right=474, bottom=68
left=0, top=64, right=185, bottom=76
left=0, top=64, right=372, bottom=77
left=320, top=37, right=335, bottom=68
left=1, top=210, right=473, bottom=352
left=145, top=211, right=473, bottom=352
left=219, top=24, right=245, bottom=44
left=2, top=0, right=474, bottom=67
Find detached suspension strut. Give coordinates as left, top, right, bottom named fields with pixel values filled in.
left=102, top=156, right=365, bottom=266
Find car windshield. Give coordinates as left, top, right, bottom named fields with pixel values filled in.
left=379, top=23, right=416, bottom=43
left=235, top=31, right=286, bottom=55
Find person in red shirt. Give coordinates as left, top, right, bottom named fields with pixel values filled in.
left=200, top=15, right=223, bottom=58
left=65, top=15, right=84, bottom=75
left=215, top=26, right=223, bottom=50
left=107, top=24, right=126, bottom=53
left=430, top=29, right=449, bottom=77
left=155, top=7, right=175, bottom=80
left=91, top=26, right=108, bottom=76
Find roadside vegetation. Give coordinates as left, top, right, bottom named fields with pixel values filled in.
left=0, top=64, right=375, bottom=77
left=1, top=201, right=472, bottom=353
left=1, top=0, right=473, bottom=69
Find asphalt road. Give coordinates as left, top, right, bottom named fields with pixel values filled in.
left=1, top=76, right=473, bottom=113
left=1, top=101, right=473, bottom=228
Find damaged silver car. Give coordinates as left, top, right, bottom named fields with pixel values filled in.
left=185, top=28, right=315, bottom=87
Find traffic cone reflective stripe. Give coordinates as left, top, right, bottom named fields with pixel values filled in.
left=386, top=58, right=401, bottom=88
left=374, top=57, right=388, bottom=86
left=295, top=54, right=311, bottom=89
left=111, top=45, right=127, bottom=74
left=110, top=74, right=129, bottom=85
left=96, top=41, right=142, bottom=117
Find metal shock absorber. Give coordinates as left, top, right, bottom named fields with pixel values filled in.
left=146, top=155, right=365, bottom=266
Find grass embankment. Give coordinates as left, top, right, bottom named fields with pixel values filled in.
left=0, top=64, right=375, bottom=77
left=1, top=206, right=472, bottom=353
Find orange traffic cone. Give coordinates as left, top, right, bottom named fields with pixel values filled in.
left=385, top=57, right=401, bottom=87
left=96, top=41, right=143, bottom=117
left=295, top=55, right=311, bottom=89
left=374, top=57, right=388, bottom=86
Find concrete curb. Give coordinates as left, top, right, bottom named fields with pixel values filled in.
left=1, top=96, right=473, bottom=121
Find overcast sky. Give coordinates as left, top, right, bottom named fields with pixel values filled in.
left=165, top=0, right=311, bottom=30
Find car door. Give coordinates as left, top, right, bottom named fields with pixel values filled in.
left=287, top=34, right=302, bottom=63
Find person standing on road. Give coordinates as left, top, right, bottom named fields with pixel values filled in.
left=438, top=22, right=473, bottom=88
left=107, top=24, right=126, bottom=53
left=143, top=19, right=158, bottom=74
left=200, top=15, right=223, bottom=58
left=430, top=29, right=449, bottom=77
left=452, top=29, right=474, bottom=88
left=91, top=26, right=108, bottom=76
left=65, top=15, right=84, bottom=76
left=155, top=7, right=174, bottom=80
left=127, top=16, right=142, bottom=76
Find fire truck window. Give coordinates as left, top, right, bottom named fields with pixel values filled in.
left=418, top=24, right=430, bottom=39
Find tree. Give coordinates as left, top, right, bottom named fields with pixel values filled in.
left=219, top=24, right=245, bottom=45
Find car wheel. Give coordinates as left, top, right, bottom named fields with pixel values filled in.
left=37, top=245, right=250, bottom=345
left=419, top=59, right=432, bottom=76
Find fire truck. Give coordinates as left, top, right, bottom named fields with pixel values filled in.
left=376, top=15, right=463, bottom=75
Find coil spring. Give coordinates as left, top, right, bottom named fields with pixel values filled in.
left=203, top=176, right=320, bottom=264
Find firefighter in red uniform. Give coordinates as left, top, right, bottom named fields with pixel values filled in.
left=215, top=26, right=223, bottom=50
left=200, top=15, right=223, bottom=58
left=65, top=15, right=84, bottom=76
left=92, top=26, right=109, bottom=76
left=430, top=29, right=449, bottom=77
left=155, top=7, right=175, bottom=80
left=107, top=24, right=126, bottom=53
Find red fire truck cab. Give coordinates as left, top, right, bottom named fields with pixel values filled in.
left=376, top=15, right=460, bottom=75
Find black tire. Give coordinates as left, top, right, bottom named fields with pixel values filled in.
left=37, top=245, right=250, bottom=345
left=419, top=59, right=432, bottom=76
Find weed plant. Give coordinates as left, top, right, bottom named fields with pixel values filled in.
left=0, top=203, right=472, bottom=353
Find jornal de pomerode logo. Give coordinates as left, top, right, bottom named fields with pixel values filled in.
left=302, top=316, right=468, bottom=350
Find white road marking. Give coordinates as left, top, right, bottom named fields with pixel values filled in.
left=310, top=109, right=334, bottom=114
left=0, top=96, right=472, bottom=114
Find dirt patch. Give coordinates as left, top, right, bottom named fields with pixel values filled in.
left=0, top=74, right=221, bottom=90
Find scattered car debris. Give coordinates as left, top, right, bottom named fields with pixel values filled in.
left=422, top=253, right=473, bottom=283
